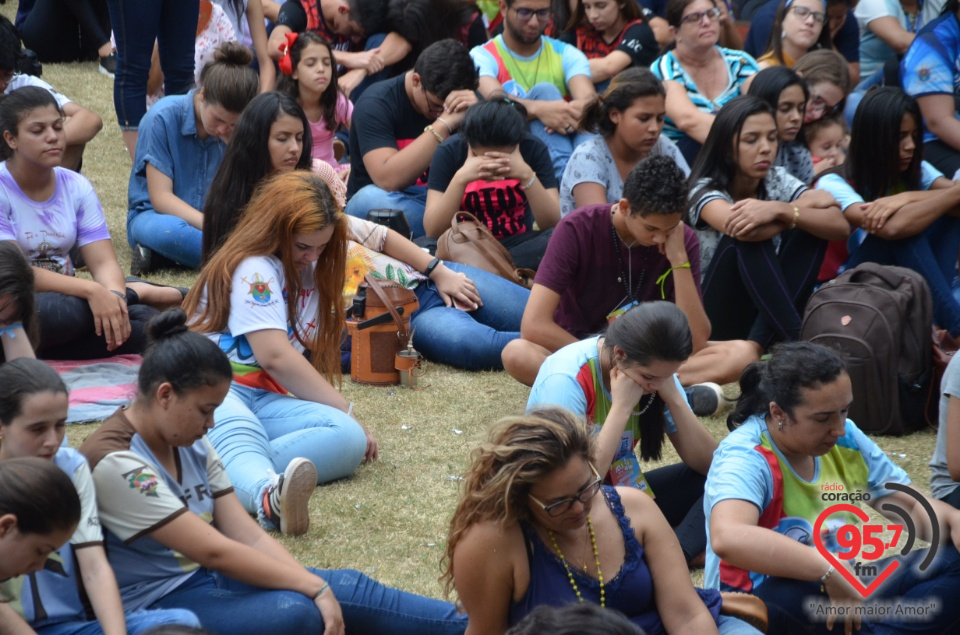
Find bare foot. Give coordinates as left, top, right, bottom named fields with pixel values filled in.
left=127, top=282, right=184, bottom=310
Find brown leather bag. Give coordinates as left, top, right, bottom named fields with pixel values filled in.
left=345, top=274, right=419, bottom=385
left=435, top=212, right=535, bottom=288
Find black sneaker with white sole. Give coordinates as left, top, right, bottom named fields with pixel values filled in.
left=685, top=382, right=729, bottom=418
left=99, top=53, right=117, bottom=78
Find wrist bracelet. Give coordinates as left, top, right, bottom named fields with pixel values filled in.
left=522, top=175, right=536, bottom=189
left=655, top=262, right=691, bottom=299
left=424, top=124, right=443, bottom=144
left=110, top=289, right=127, bottom=301
left=314, top=582, right=330, bottom=599
left=435, top=117, right=453, bottom=135
left=346, top=401, right=354, bottom=417
left=819, top=564, right=835, bottom=592
left=790, top=205, right=800, bottom=230
left=423, top=257, right=441, bottom=279
left=0, top=322, right=23, bottom=339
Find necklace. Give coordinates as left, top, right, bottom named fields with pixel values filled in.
left=503, top=39, right=543, bottom=94
left=611, top=222, right=647, bottom=302
left=549, top=514, right=605, bottom=608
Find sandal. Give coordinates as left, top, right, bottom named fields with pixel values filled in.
left=125, top=275, right=190, bottom=301
left=720, top=592, right=768, bottom=633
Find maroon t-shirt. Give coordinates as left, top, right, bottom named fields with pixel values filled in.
left=535, top=204, right=702, bottom=338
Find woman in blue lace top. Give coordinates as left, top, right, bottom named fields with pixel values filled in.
left=441, top=407, right=765, bottom=635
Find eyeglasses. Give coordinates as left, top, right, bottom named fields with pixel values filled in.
left=679, top=6, right=721, bottom=25
left=790, top=5, right=826, bottom=24
left=514, top=7, right=553, bottom=22
left=421, top=86, right=446, bottom=115
left=807, top=94, right=841, bottom=117
left=528, top=464, right=603, bottom=517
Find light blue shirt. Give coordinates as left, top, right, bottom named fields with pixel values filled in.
left=127, top=90, right=225, bottom=217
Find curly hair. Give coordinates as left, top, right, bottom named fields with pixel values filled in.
left=622, top=154, right=689, bottom=216
left=441, top=408, right=593, bottom=596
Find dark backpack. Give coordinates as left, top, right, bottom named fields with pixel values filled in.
left=800, top=263, right=932, bottom=435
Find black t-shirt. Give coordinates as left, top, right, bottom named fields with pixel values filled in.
left=559, top=20, right=659, bottom=69
left=347, top=74, right=434, bottom=197
left=427, top=132, right=557, bottom=239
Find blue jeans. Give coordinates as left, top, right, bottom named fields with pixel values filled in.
left=849, top=216, right=960, bottom=336
left=718, top=615, right=764, bottom=635
left=150, top=567, right=467, bottom=635
left=526, top=82, right=595, bottom=182
left=411, top=262, right=527, bottom=370
left=753, top=544, right=960, bottom=634
left=126, top=208, right=202, bottom=269
left=36, top=608, right=201, bottom=635
left=105, top=0, right=198, bottom=129
left=345, top=185, right=428, bottom=238
left=208, top=383, right=367, bottom=527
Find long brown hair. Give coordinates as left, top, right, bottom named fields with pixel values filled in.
left=184, top=171, right=347, bottom=384
left=441, top=408, right=594, bottom=595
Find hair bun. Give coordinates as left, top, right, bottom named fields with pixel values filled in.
left=213, top=41, right=254, bottom=67
left=146, top=309, right=190, bottom=343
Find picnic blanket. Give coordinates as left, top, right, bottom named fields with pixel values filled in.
left=47, top=355, right=141, bottom=423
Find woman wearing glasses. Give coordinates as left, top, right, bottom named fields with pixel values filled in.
left=442, top=406, right=764, bottom=634
left=793, top=49, right=850, bottom=124
left=650, top=0, right=759, bottom=164
left=756, top=0, right=832, bottom=69
left=525, top=302, right=719, bottom=567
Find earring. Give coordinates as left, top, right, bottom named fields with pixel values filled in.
left=778, top=420, right=784, bottom=432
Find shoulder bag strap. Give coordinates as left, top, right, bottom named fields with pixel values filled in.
left=363, top=273, right=408, bottom=343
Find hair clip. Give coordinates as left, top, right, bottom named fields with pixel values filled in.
left=277, top=32, right=300, bottom=76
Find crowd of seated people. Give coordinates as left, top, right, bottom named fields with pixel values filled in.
left=6, top=0, right=960, bottom=633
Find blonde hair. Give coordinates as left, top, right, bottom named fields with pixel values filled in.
left=441, top=408, right=594, bottom=595
left=184, top=171, right=348, bottom=384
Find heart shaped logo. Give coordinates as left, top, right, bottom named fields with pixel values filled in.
left=813, top=503, right=899, bottom=598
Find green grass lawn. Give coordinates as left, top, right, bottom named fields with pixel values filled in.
left=8, top=4, right=941, bottom=600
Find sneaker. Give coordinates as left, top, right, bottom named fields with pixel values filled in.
left=686, top=382, right=728, bottom=418
left=99, top=53, right=117, bottom=78
left=261, top=458, right=317, bottom=536
left=130, top=244, right=154, bottom=276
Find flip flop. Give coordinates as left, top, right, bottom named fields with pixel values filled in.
left=125, top=275, right=190, bottom=301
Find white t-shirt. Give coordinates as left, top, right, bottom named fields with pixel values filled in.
left=200, top=254, right=319, bottom=369
left=3, top=73, right=72, bottom=108
left=0, top=164, right=110, bottom=276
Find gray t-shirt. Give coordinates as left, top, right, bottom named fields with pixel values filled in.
left=776, top=141, right=814, bottom=185
left=559, top=135, right=689, bottom=216
left=930, top=353, right=960, bottom=500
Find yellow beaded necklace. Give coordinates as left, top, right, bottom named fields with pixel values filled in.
left=548, top=514, right=606, bottom=608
